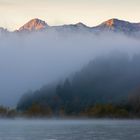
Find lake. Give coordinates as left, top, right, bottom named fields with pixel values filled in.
left=0, top=119, right=140, bottom=140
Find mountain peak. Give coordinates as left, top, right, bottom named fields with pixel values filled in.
left=103, top=18, right=117, bottom=27
left=95, top=18, right=140, bottom=33
left=19, top=18, right=48, bottom=32
left=101, top=18, right=125, bottom=28
left=76, top=22, right=86, bottom=26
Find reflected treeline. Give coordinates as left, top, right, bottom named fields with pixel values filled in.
left=8, top=52, right=140, bottom=118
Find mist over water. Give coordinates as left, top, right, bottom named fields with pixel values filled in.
left=0, top=31, right=140, bottom=106
left=0, top=119, right=140, bottom=140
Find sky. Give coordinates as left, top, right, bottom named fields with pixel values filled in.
left=0, top=0, right=140, bottom=30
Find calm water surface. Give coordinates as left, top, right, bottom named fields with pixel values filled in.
left=0, top=119, right=140, bottom=140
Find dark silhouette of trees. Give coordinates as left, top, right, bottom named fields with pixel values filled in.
left=16, top=53, right=140, bottom=118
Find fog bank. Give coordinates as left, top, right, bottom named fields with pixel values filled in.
left=0, top=31, right=140, bottom=106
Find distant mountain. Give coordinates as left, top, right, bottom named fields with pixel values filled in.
left=51, top=22, right=91, bottom=32
left=0, top=18, right=140, bottom=36
left=94, top=18, right=140, bottom=34
left=18, top=19, right=91, bottom=33
left=16, top=18, right=140, bottom=36
left=18, top=18, right=49, bottom=32
left=0, top=27, right=9, bottom=34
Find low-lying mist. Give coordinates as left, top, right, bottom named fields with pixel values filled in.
left=0, top=31, right=140, bottom=106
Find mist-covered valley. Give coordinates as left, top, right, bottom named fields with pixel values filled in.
left=0, top=28, right=140, bottom=108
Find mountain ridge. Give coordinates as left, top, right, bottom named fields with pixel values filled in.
left=17, top=18, right=140, bottom=33
left=18, top=18, right=49, bottom=32
left=95, top=18, right=140, bottom=33
left=1, top=18, right=140, bottom=36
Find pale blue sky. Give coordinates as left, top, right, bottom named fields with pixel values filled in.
left=0, top=0, right=140, bottom=30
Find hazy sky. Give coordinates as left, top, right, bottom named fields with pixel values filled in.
left=0, top=0, right=140, bottom=30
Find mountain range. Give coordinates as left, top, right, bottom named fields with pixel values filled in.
left=1, top=18, right=140, bottom=36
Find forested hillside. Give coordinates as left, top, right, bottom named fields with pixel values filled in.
left=17, top=53, right=140, bottom=117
